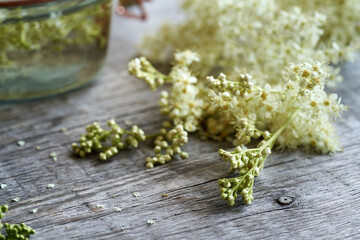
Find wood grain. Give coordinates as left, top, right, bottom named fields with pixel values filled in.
left=0, top=1, right=359, bottom=239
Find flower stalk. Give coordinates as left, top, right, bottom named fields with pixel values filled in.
left=218, top=109, right=300, bottom=205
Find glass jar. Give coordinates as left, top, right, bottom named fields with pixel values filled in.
left=0, top=0, right=112, bottom=101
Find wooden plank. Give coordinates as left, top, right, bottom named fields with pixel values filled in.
left=0, top=0, right=359, bottom=239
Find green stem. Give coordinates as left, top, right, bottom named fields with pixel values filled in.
left=261, top=108, right=300, bottom=151
left=231, top=109, right=300, bottom=194
left=145, top=133, right=161, bottom=139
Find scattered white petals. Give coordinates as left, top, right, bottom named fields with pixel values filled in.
left=17, top=140, right=25, bottom=146
left=46, top=183, right=55, bottom=189
left=0, top=184, right=7, bottom=189
left=49, top=152, right=57, bottom=157
left=11, top=197, right=20, bottom=202
left=49, top=152, right=57, bottom=161
left=30, top=208, right=38, bottom=214
left=147, top=219, right=155, bottom=225
left=114, top=207, right=122, bottom=212
left=133, top=192, right=141, bottom=197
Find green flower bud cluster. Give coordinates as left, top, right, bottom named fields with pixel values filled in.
left=219, top=134, right=272, bottom=173
left=0, top=205, right=36, bottom=240
left=72, top=119, right=146, bottom=161
left=208, top=73, right=254, bottom=98
left=218, top=110, right=299, bottom=205
left=218, top=174, right=254, bottom=206
left=128, top=57, right=169, bottom=91
left=146, top=123, right=189, bottom=168
left=218, top=144, right=270, bottom=206
left=0, top=205, right=8, bottom=220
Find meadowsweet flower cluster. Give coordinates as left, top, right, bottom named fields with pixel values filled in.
left=128, top=57, right=169, bottom=91
left=208, top=60, right=347, bottom=153
left=72, top=0, right=355, bottom=206
left=129, top=50, right=205, bottom=132
left=126, top=51, right=346, bottom=205
left=140, top=0, right=359, bottom=87
left=278, top=0, right=360, bottom=49
left=72, top=119, right=146, bottom=161
left=0, top=205, right=36, bottom=240
left=74, top=53, right=201, bottom=167
left=73, top=49, right=346, bottom=205
left=146, top=123, right=189, bottom=168
left=218, top=111, right=298, bottom=205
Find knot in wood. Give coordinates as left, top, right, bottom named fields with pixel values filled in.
left=277, top=196, right=293, bottom=205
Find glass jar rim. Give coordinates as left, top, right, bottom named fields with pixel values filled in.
left=0, top=0, right=110, bottom=25
left=0, top=0, right=58, bottom=7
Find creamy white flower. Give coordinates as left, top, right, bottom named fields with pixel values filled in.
left=140, top=0, right=359, bottom=87
left=174, top=50, right=200, bottom=66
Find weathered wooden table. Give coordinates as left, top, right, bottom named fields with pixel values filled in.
left=1, top=1, right=359, bottom=239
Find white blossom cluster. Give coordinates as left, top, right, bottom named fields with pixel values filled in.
left=128, top=51, right=347, bottom=205
left=278, top=0, right=360, bottom=49
left=129, top=51, right=205, bottom=132
left=140, top=0, right=359, bottom=87
left=128, top=57, right=169, bottom=90
left=209, top=60, right=347, bottom=154
left=160, top=51, right=204, bottom=132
